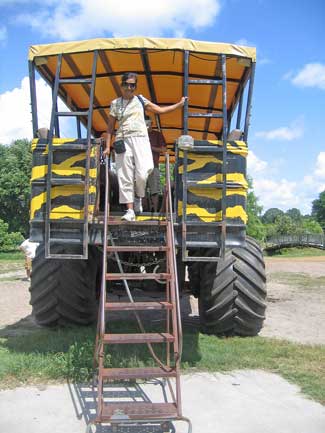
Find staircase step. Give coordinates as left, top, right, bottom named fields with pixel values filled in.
left=105, top=301, right=173, bottom=311
left=107, top=245, right=168, bottom=252
left=101, top=402, right=178, bottom=421
left=102, top=367, right=176, bottom=380
left=103, top=333, right=175, bottom=344
left=107, top=220, right=167, bottom=226
left=106, top=273, right=171, bottom=281
left=51, top=178, right=85, bottom=186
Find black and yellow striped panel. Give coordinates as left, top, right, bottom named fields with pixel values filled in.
left=177, top=140, right=248, bottom=223
left=30, top=138, right=98, bottom=222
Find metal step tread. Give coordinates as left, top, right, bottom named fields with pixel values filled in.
left=101, top=402, right=178, bottom=420
left=188, top=112, right=223, bottom=118
left=103, top=333, right=175, bottom=344
left=52, top=144, right=88, bottom=150
left=46, top=254, right=86, bottom=259
left=180, top=146, right=225, bottom=152
left=188, top=79, right=222, bottom=85
left=51, top=178, right=85, bottom=185
left=101, top=366, right=176, bottom=380
left=56, top=110, right=89, bottom=117
left=59, top=78, right=92, bottom=84
left=105, top=301, right=173, bottom=311
left=107, top=220, right=167, bottom=226
left=49, top=238, right=83, bottom=244
left=106, top=273, right=171, bottom=281
left=107, top=245, right=168, bottom=252
left=186, top=181, right=242, bottom=189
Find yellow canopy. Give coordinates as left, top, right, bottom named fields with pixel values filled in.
left=29, top=37, right=256, bottom=143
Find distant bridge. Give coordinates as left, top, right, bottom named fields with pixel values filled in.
left=264, top=234, right=325, bottom=251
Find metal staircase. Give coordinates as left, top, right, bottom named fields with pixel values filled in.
left=89, top=154, right=191, bottom=432
left=45, top=51, right=98, bottom=259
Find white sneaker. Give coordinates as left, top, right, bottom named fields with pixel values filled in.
left=121, top=208, right=135, bottom=221
left=134, top=197, right=143, bottom=213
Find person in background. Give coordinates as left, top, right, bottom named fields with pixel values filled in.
left=146, top=116, right=167, bottom=212
left=19, top=238, right=39, bottom=281
left=103, top=72, right=187, bottom=222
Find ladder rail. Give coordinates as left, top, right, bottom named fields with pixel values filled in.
left=83, top=50, right=98, bottom=258
left=45, top=53, right=62, bottom=259
left=165, top=153, right=183, bottom=416
left=166, top=153, right=183, bottom=362
left=94, top=156, right=110, bottom=418
left=220, top=54, right=228, bottom=259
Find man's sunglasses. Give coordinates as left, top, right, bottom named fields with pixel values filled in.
left=122, top=82, right=136, bottom=89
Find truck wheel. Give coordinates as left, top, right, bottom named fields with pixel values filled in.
left=199, top=237, right=266, bottom=336
left=30, top=244, right=100, bottom=326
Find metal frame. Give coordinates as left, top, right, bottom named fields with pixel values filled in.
left=244, top=62, right=256, bottom=141
left=28, top=60, right=38, bottom=137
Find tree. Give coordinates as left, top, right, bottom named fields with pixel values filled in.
left=262, top=207, right=284, bottom=224
left=302, top=217, right=323, bottom=234
left=273, top=214, right=298, bottom=235
left=286, top=208, right=302, bottom=222
left=246, top=177, right=266, bottom=240
left=312, top=190, right=325, bottom=230
left=0, top=219, right=23, bottom=251
left=0, top=139, right=32, bottom=236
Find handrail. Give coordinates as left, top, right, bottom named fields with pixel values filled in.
left=165, top=153, right=183, bottom=362
left=264, top=233, right=325, bottom=250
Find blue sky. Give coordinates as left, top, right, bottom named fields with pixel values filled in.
left=0, top=0, right=324, bottom=214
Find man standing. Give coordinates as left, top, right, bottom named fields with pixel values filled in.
left=146, top=117, right=167, bottom=212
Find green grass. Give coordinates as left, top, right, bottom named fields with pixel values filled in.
left=0, top=323, right=324, bottom=404
left=265, top=247, right=325, bottom=257
left=0, top=251, right=24, bottom=261
left=0, top=251, right=24, bottom=275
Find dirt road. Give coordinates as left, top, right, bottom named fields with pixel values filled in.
left=0, top=256, right=325, bottom=344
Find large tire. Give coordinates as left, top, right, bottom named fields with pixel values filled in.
left=198, top=237, right=267, bottom=336
left=30, top=244, right=100, bottom=326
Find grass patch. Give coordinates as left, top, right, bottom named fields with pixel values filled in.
left=0, top=252, right=24, bottom=261
left=265, top=247, right=325, bottom=257
left=269, top=272, right=325, bottom=288
left=0, top=252, right=24, bottom=275
left=0, top=323, right=324, bottom=405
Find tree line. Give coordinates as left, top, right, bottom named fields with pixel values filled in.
left=0, top=139, right=31, bottom=250
left=0, top=140, right=325, bottom=249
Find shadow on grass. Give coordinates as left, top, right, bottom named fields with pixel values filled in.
left=0, top=317, right=202, bottom=383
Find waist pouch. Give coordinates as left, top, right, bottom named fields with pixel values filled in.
left=114, top=139, right=126, bottom=154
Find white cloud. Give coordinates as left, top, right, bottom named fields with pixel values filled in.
left=0, top=76, right=70, bottom=144
left=16, top=0, right=221, bottom=40
left=290, top=63, right=325, bottom=90
left=0, top=77, right=32, bottom=144
left=315, top=152, right=325, bottom=179
left=247, top=150, right=268, bottom=174
left=250, top=150, right=325, bottom=214
left=255, top=117, right=304, bottom=141
left=254, top=178, right=299, bottom=210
